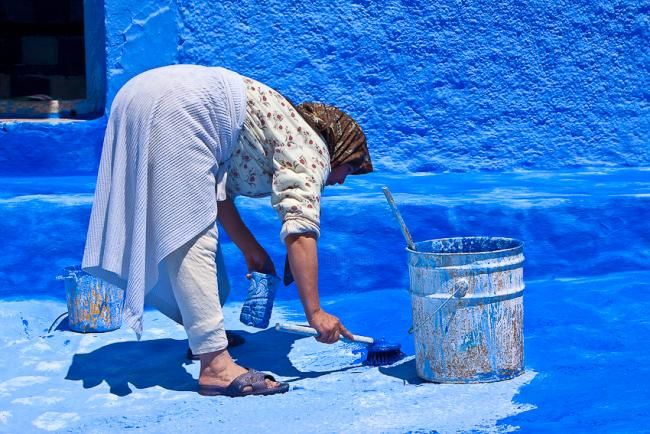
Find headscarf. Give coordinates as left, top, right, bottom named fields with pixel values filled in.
left=295, top=102, right=373, bottom=175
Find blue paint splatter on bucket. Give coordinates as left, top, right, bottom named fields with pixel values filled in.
left=59, top=266, right=125, bottom=333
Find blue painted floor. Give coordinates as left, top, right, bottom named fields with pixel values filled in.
left=1, top=168, right=649, bottom=432
left=0, top=271, right=649, bottom=432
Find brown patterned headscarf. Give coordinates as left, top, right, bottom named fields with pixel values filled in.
left=295, top=102, right=373, bottom=175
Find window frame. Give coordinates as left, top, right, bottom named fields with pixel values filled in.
left=0, top=0, right=105, bottom=120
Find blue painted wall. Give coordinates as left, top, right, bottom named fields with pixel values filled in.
left=0, top=0, right=648, bottom=175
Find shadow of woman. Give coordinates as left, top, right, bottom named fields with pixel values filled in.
left=65, top=329, right=361, bottom=396
left=65, top=338, right=196, bottom=396
left=378, top=357, right=424, bottom=385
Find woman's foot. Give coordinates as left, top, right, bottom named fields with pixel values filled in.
left=198, top=369, right=289, bottom=397
left=197, top=349, right=282, bottom=391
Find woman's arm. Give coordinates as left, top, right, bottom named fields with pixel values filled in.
left=217, top=197, right=275, bottom=274
left=285, top=232, right=354, bottom=343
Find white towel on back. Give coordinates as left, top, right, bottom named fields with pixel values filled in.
left=82, top=65, right=246, bottom=337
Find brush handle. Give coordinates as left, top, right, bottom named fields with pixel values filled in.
left=275, top=323, right=374, bottom=345
left=381, top=187, right=417, bottom=251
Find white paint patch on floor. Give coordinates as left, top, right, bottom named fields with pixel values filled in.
left=0, top=376, right=50, bottom=395
left=76, top=334, right=121, bottom=354
left=143, top=327, right=169, bottom=337
left=32, top=412, right=81, bottom=431
left=342, top=363, right=537, bottom=434
left=12, top=396, right=64, bottom=406
left=20, top=340, right=52, bottom=353
left=35, top=361, right=66, bottom=372
left=288, top=337, right=362, bottom=372
left=0, top=411, right=11, bottom=424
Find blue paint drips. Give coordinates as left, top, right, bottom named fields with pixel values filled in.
left=21, top=317, right=30, bottom=338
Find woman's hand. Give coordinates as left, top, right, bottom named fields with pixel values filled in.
left=307, top=309, right=354, bottom=344
left=244, top=243, right=276, bottom=275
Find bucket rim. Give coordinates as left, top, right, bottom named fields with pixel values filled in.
left=405, top=236, right=524, bottom=256
left=58, top=265, right=85, bottom=279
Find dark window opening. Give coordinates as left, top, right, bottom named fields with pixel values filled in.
left=0, top=0, right=104, bottom=119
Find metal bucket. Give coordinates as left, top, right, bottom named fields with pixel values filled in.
left=58, top=266, right=125, bottom=333
left=407, top=237, right=525, bottom=383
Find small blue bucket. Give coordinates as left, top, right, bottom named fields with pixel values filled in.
left=240, top=272, right=280, bottom=329
left=58, top=266, right=125, bottom=333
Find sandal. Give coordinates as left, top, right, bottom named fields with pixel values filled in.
left=198, top=369, right=290, bottom=397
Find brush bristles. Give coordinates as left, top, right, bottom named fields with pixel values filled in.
left=364, top=349, right=404, bottom=366
left=363, top=339, right=405, bottom=366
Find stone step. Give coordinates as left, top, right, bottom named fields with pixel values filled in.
left=1, top=168, right=648, bottom=298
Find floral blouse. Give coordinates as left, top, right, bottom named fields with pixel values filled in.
left=226, top=77, right=331, bottom=242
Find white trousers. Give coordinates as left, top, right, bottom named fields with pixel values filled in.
left=145, top=224, right=230, bottom=354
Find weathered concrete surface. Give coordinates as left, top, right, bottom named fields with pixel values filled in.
left=104, top=0, right=179, bottom=105
left=1, top=0, right=649, bottom=175
left=179, top=0, right=650, bottom=172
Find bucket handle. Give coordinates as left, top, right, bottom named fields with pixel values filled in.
left=408, top=279, right=469, bottom=334
left=47, top=312, right=69, bottom=334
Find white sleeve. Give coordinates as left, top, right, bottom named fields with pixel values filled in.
left=267, top=100, right=330, bottom=243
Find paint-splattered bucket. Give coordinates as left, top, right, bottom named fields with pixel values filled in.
left=58, top=266, right=125, bottom=333
left=407, top=237, right=525, bottom=383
